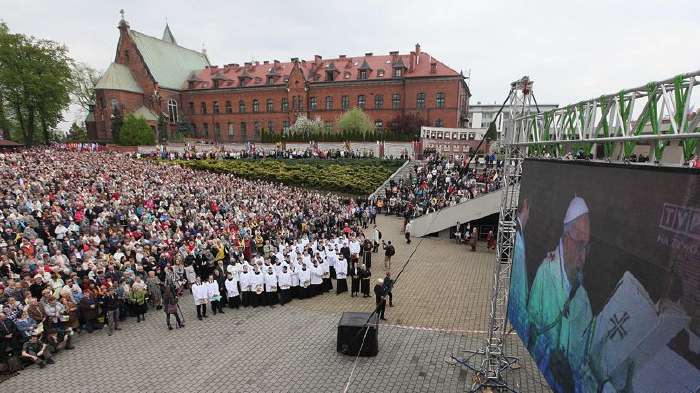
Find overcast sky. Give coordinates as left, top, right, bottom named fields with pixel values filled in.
left=1, top=0, right=698, bottom=130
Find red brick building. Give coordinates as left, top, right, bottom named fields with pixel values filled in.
left=88, top=16, right=470, bottom=143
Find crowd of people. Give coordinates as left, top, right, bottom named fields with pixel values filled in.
left=373, top=154, right=503, bottom=220
left=142, top=145, right=384, bottom=161
left=0, top=149, right=396, bottom=372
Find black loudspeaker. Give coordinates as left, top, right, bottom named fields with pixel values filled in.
left=337, top=312, right=379, bottom=357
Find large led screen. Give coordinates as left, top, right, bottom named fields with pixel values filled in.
left=508, top=159, right=699, bottom=393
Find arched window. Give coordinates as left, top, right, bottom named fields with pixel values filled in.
left=168, top=99, right=179, bottom=122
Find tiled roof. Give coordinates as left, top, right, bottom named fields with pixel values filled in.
left=129, top=30, right=210, bottom=90
left=95, top=63, right=143, bottom=93
left=186, top=49, right=460, bottom=90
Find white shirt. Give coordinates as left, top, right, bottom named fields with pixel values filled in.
left=278, top=271, right=292, bottom=289
left=349, top=241, right=361, bottom=255
left=310, top=265, right=323, bottom=285
left=224, top=278, right=239, bottom=297
left=205, top=281, right=220, bottom=300
left=335, top=258, right=348, bottom=279
left=239, top=270, right=251, bottom=291
left=289, top=265, right=300, bottom=286
left=191, top=282, right=209, bottom=302
left=298, top=268, right=311, bottom=287
left=226, top=264, right=240, bottom=282
left=249, top=272, right=265, bottom=293
left=264, top=272, right=278, bottom=292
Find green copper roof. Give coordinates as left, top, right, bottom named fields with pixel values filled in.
left=129, top=29, right=209, bottom=90
left=95, top=63, right=143, bottom=93
left=130, top=106, right=159, bottom=122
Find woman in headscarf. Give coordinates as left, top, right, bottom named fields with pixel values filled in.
left=146, top=270, right=163, bottom=310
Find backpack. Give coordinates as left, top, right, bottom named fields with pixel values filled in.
left=378, top=231, right=382, bottom=240
left=387, top=245, right=395, bottom=256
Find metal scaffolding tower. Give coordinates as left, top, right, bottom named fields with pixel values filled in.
left=461, top=76, right=534, bottom=393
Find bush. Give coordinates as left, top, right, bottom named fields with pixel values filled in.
left=174, top=158, right=404, bottom=195
left=118, top=114, right=156, bottom=146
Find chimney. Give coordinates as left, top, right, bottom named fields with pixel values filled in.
left=365, top=52, right=373, bottom=57
left=415, top=43, right=421, bottom=56
left=430, top=61, right=437, bottom=74
left=291, top=57, right=299, bottom=63
left=301, top=59, right=306, bottom=66
left=339, top=54, right=346, bottom=59
left=314, top=55, right=322, bottom=64
left=263, top=60, right=269, bottom=65
left=232, top=63, right=239, bottom=69
left=409, top=51, right=416, bottom=73
left=390, top=51, right=398, bottom=62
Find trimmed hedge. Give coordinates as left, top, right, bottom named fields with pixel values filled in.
left=175, top=158, right=405, bottom=195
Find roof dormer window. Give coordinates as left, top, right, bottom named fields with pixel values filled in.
left=326, top=70, right=335, bottom=81
left=359, top=70, right=368, bottom=80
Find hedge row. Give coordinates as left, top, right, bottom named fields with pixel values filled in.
left=175, top=159, right=405, bottom=195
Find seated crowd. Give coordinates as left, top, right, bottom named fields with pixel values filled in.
left=374, top=154, right=503, bottom=219
left=0, top=149, right=386, bottom=372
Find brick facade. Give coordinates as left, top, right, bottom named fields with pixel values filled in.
left=88, top=21, right=470, bottom=144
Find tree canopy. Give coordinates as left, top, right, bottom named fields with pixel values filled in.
left=336, top=108, right=374, bottom=137
left=71, top=62, right=100, bottom=113
left=118, top=114, right=155, bottom=146
left=65, top=121, right=87, bottom=142
left=0, top=22, right=75, bottom=145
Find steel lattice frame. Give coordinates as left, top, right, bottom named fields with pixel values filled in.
left=467, top=77, right=533, bottom=393
left=510, top=71, right=700, bottom=161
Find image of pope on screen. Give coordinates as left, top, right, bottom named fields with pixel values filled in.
left=507, top=160, right=699, bottom=393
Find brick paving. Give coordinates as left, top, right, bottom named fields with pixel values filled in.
left=0, top=215, right=550, bottom=392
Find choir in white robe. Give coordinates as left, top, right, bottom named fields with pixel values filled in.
left=335, top=257, right=349, bottom=294
left=224, top=277, right=240, bottom=308
left=192, top=282, right=209, bottom=305
left=310, top=264, right=323, bottom=296
left=264, top=271, right=278, bottom=306
left=298, top=267, right=311, bottom=298
left=277, top=270, right=292, bottom=304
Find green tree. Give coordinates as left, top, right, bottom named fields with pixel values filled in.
left=118, top=114, right=155, bottom=146
left=0, top=22, right=74, bottom=145
left=336, top=108, right=373, bottom=140
left=71, top=62, right=100, bottom=112
left=157, top=113, right=168, bottom=142
left=65, top=121, right=87, bottom=142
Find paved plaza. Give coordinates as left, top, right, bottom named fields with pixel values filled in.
left=0, top=216, right=550, bottom=392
